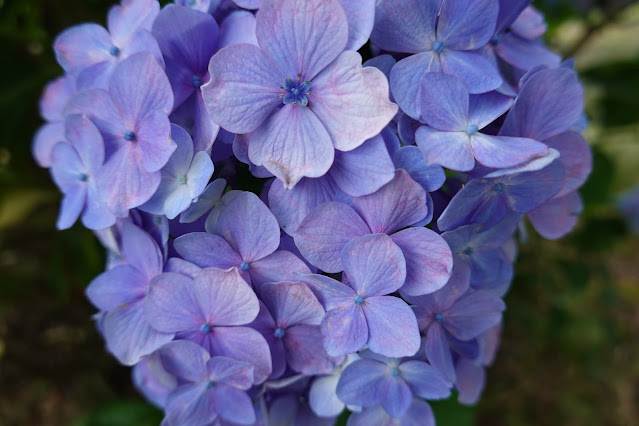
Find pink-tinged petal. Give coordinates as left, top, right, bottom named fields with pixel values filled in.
left=364, top=296, right=420, bottom=357
left=391, top=228, right=453, bottom=296
left=371, top=0, right=440, bottom=53
left=285, top=324, right=335, bottom=375
left=338, top=0, right=376, bottom=51
left=104, top=300, right=175, bottom=366
left=528, top=191, right=583, bottom=240
left=544, top=131, right=592, bottom=198
left=164, top=382, right=214, bottom=426
left=208, top=326, right=273, bottom=384
left=471, top=133, right=548, bottom=169
left=295, top=202, right=370, bottom=273
left=425, top=322, right=455, bottom=382
left=53, top=23, right=112, bottom=72
left=194, top=267, right=259, bottom=325
left=268, top=174, right=348, bottom=236
left=352, top=169, right=427, bottom=234
left=174, top=232, right=242, bottom=269
left=40, top=74, right=76, bottom=122
left=330, top=134, right=395, bottom=197
left=419, top=73, right=468, bottom=131
left=157, top=340, right=209, bottom=382
left=468, top=92, right=513, bottom=130
left=50, top=142, right=84, bottom=192
left=145, top=272, right=203, bottom=332
left=33, top=122, right=65, bottom=168
left=97, top=147, right=160, bottom=216
left=321, top=302, right=368, bottom=357
left=261, top=282, right=324, bottom=327
left=342, top=234, right=406, bottom=296
left=164, top=257, right=201, bottom=279
left=121, top=222, right=163, bottom=279
left=437, top=0, right=498, bottom=50
left=416, top=126, right=474, bottom=171
left=119, top=29, right=165, bottom=69
left=74, top=55, right=116, bottom=91
left=207, top=357, right=254, bottom=388
left=64, top=115, right=105, bottom=172
left=135, top=110, right=175, bottom=173
left=107, top=0, right=159, bottom=45
left=445, top=291, right=505, bottom=340
left=82, top=185, right=117, bottom=230
left=336, top=358, right=389, bottom=407
left=248, top=104, right=335, bottom=189
left=109, top=53, right=173, bottom=122
left=297, top=274, right=356, bottom=311
left=310, top=51, right=398, bottom=152
left=390, top=51, right=442, bottom=120
left=249, top=251, right=311, bottom=290
left=255, top=0, right=348, bottom=80
left=440, top=50, right=502, bottom=94
left=214, top=191, right=280, bottom=262
left=203, top=44, right=281, bottom=134
left=86, top=264, right=146, bottom=311
left=456, top=358, right=486, bottom=405
left=219, top=10, right=258, bottom=48
left=496, top=33, right=561, bottom=71
left=503, top=67, right=583, bottom=141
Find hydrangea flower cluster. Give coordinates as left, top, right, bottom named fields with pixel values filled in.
left=35, top=0, right=592, bottom=424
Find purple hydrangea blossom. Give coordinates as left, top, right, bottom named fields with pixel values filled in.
left=300, top=234, right=421, bottom=358
left=144, top=267, right=273, bottom=383
left=202, top=0, right=398, bottom=188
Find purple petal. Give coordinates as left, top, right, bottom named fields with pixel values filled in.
left=471, top=133, right=548, bottom=169
left=400, top=360, right=452, bottom=399
left=364, top=296, right=420, bottom=357
left=145, top=272, right=203, bottom=332
left=255, top=0, right=348, bottom=80
left=152, top=5, right=219, bottom=107
left=338, top=0, right=376, bottom=51
left=371, top=0, right=439, bottom=53
left=165, top=382, right=214, bottom=425
left=135, top=109, right=175, bottom=173
left=64, top=115, right=105, bottom=173
left=506, top=161, right=565, bottom=213
left=419, top=73, right=468, bottom=131
left=348, top=399, right=435, bottom=426
left=285, top=324, right=336, bottom=375
left=528, top=191, right=583, bottom=240
left=391, top=228, right=453, bottom=296
left=218, top=10, right=258, bottom=48
left=39, top=74, right=76, bottom=122
left=104, top=300, right=175, bottom=366
left=249, top=251, right=312, bottom=290
left=248, top=104, right=335, bottom=188
left=379, top=375, right=413, bottom=418
left=212, top=384, right=256, bottom=424
left=437, top=0, right=498, bottom=50
left=121, top=221, right=164, bottom=279
left=86, top=265, right=146, bottom=311
left=206, top=356, right=254, bottom=388
left=545, top=131, right=592, bottom=197
left=268, top=173, right=348, bottom=236
left=260, top=281, right=324, bottom=327
left=352, top=169, right=427, bottom=234
left=298, top=274, right=356, bottom=311
left=390, top=51, right=442, bottom=120
left=456, top=358, right=486, bottom=405
left=33, top=122, right=65, bottom=168
left=164, top=257, right=202, bottom=279
left=203, top=43, right=281, bottom=134
left=440, top=50, right=502, bottom=94
left=437, top=179, right=507, bottom=231
left=186, top=151, right=214, bottom=197
left=392, top=146, right=446, bottom=192
left=174, top=232, right=242, bottom=271
left=53, top=23, right=112, bottom=72
left=158, top=340, right=209, bottom=382
left=321, top=302, right=368, bottom=357
left=107, top=0, right=160, bottom=45
left=214, top=191, right=280, bottom=262
left=311, top=50, right=398, bottom=152
left=342, top=234, right=406, bottom=297
left=445, top=291, right=505, bottom=340
left=496, top=0, right=531, bottom=32
left=468, top=92, right=513, bottom=130
left=309, top=375, right=344, bottom=417
left=425, top=322, right=455, bottom=382
left=232, top=0, right=262, bottom=9
left=295, top=202, right=370, bottom=273
left=336, top=358, right=389, bottom=407
left=50, top=142, right=84, bottom=194
left=496, top=33, right=561, bottom=71
left=415, top=126, right=475, bottom=171
left=207, top=326, right=273, bottom=384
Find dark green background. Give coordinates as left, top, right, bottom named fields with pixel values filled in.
left=1, top=0, right=638, bottom=425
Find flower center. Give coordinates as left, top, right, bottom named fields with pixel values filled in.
left=490, top=34, right=501, bottom=46
left=353, top=295, right=364, bottom=305
left=433, top=40, right=445, bottom=54
left=205, top=380, right=215, bottom=389
left=199, top=323, right=213, bottom=334
left=281, top=76, right=310, bottom=106
left=493, top=182, right=505, bottom=193
left=465, top=124, right=479, bottom=135
left=177, top=175, right=187, bottom=185
left=240, top=261, right=250, bottom=271
left=109, top=46, right=121, bottom=57
left=191, top=75, right=202, bottom=88
left=390, top=368, right=400, bottom=377
left=124, top=130, right=136, bottom=141
left=78, top=173, right=89, bottom=182
left=274, top=327, right=285, bottom=339
left=434, top=313, right=445, bottom=323
left=463, top=247, right=475, bottom=256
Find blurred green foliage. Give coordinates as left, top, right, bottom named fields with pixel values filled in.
left=0, top=0, right=638, bottom=425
